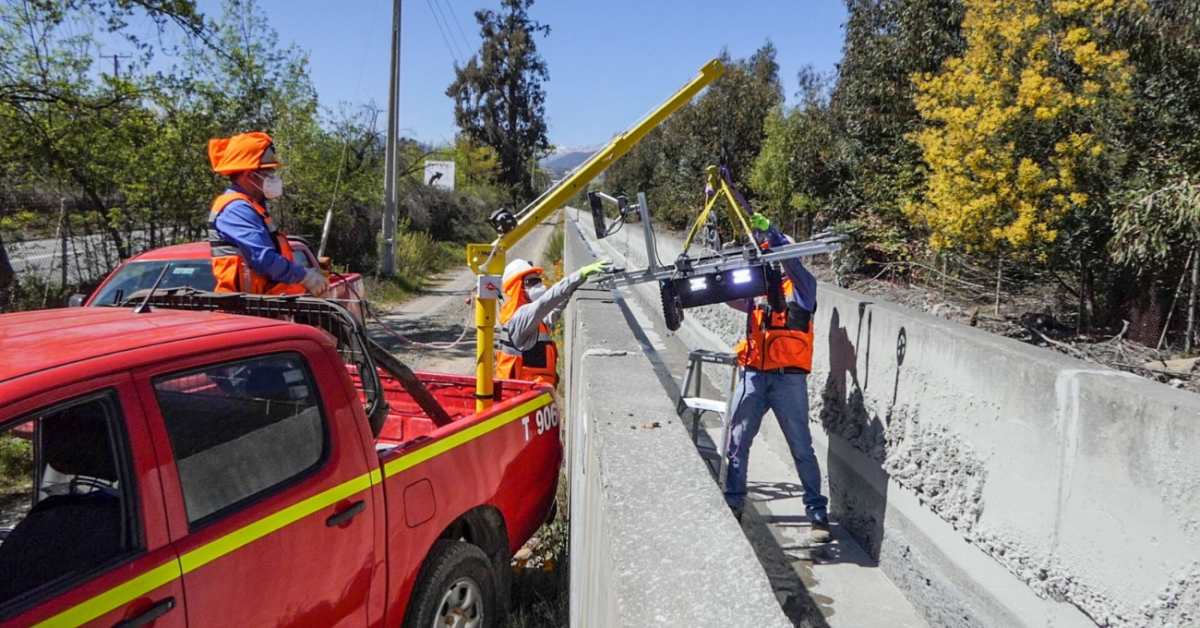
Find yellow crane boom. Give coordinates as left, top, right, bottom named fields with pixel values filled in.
left=466, top=58, right=726, bottom=410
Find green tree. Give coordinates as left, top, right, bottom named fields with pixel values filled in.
left=750, top=68, right=848, bottom=238
left=446, top=0, right=550, bottom=205
left=1108, top=2, right=1200, bottom=347
left=0, top=0, right=206, bottom=265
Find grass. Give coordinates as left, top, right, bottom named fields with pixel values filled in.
left=363, top=231, right=461, bottom=309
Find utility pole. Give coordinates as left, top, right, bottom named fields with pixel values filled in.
left=380, top=0, right=402, bottom=276
left=100, top=53, right=132, bottom=78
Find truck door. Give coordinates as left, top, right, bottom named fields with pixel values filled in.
left=138, top=344, right=376, bottom=628
left=0, top=377, right=185, bottom=628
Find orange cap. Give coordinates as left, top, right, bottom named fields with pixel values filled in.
left=208, top=132, right=282, bottom=175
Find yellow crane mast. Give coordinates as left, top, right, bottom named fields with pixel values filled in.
left=466, top=59, right=726, bottom=410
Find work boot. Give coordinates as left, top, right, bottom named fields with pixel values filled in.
left=729, top=504, right=744, bottom=524
left=811, top=517, right=832, bottom=544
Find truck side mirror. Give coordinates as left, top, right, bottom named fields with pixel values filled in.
left=67, top=294, right=86, bottom=307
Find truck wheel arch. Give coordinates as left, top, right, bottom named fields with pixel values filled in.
left=433, top=505, right=512, bottom=615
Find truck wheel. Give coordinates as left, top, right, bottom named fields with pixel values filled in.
left=404, top=540, right=497, bottom=628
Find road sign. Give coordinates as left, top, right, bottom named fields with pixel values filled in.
left=424, top=161, right=455, bottom=190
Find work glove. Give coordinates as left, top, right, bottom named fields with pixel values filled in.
left=750, top=213, right=771, bottom=232
left=301, top=268, right=330, bottom=297
left=579, top=259, right=613, bottom=279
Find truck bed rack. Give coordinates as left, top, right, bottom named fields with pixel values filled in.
left=121, top=288, right=452, bottom=432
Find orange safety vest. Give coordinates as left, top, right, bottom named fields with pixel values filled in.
left=207, top=192, right=306, bottom=296
left=735, top=279, right=814, bottom=373
left=496, top=270, right=558, bottom=387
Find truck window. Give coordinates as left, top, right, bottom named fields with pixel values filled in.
left=92, top=260, right=216, bottom=306
left=153, top=354, right=328, bottom=528
left=0, top=393, right=141, bottom=613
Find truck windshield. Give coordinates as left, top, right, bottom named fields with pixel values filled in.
left=91, top=260, right=216, bottom=306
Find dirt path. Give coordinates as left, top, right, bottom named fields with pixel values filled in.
left=367, top=215, right=560, bottom=374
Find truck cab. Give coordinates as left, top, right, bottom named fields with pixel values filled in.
left=76, top=238, right=365, bottom=320
left=0, top=297, right=561, bottom=628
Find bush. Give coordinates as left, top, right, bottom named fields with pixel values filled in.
left=395, top=228, right=453, bottom=279
left=0, top=434, right=32, bottom=491
left=402, top=185, right=495, bottom=243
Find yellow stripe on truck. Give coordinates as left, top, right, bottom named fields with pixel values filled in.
left=383, top=393, right=552, bottom=478
left=30, top=560, right=182, bottom=628
left=179, top=471, right=375, bottom=573
left=32, top=391, right=552, bottom=627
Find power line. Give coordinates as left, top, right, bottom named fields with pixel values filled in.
left=424, top=0, right=462, bottom=65
left=99, top=53, right=132, bottom=77
left=442, top=0, right=475, bottom=59
left=432, top=0, right=467, bottom=62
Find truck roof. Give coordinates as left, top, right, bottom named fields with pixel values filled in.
left=0, top=307, right=290, bottom=382
left=129, top=242, right=208, bottom=261
left=128, top=238, right=316, bottom=262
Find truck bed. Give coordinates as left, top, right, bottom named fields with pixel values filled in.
left=367, top=370, right=548, bottom=448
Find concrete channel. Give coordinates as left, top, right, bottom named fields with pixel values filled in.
left=562, top=206, right=1200, bottom=627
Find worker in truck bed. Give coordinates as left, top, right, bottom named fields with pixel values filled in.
left=207, top=131, right=328, bottom=297
left=497, top=257, right=611, bottom=387
left=724, top=213, right=832, bottom=543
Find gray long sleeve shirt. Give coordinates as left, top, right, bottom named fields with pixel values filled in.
left=502, top=271, right=588, bottom=351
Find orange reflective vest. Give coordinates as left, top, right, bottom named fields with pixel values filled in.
left=207, top=192, right=305, bottom=296
left=497, top=320, right=558, bottom=387
left=496, top=270, right=558, bottom=387
left=735, top=279, right=814, bottom=373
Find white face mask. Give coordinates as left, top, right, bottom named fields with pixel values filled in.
left=261, top=174, right=284, bottom=199
left=526, top=284, right=547, bottom=302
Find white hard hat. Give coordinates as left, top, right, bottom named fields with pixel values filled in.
left=502, top=258, right=540, bottom=288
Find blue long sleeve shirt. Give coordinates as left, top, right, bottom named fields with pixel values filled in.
left=763, top=225, right=817, bottom=312
left=212, top=185, right=307, bottom=285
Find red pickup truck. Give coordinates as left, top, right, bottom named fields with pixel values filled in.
left=74, top=238, right=365, bottom=320
left=0, top=293, right=561, bottom=628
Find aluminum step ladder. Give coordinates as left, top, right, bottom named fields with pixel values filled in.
left=676, top=349, right=739, bottom=488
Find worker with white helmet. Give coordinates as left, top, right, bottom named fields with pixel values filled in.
left=497, top=257, right=612, bottom=387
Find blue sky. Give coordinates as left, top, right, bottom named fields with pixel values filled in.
left=182, top=0, right=849, bottom=148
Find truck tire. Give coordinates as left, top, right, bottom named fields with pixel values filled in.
left=404, top=540, right=497, bottom=628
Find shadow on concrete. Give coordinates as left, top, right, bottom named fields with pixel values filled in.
left=611, top=288, right=682, bottom=399
left=819, top=304, right=908, bottom=563
left=740, top=495, right=835, bottom=628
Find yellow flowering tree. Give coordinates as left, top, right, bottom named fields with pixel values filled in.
left=908, top=0, right=1143, bottom=257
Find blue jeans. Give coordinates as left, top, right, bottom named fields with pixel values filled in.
left=724, top=369, right=829, bottom=519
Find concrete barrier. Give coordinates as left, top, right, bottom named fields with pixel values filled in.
left=562, top=220, right=791, bottom=627
left=571, top=207, right=1200, bottom=628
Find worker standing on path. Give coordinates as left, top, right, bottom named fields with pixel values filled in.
left=207, top=131, right=328, bottom=297
left=497, top=257, right=612, bottom=387
left=725, top=213, right=832, bottom=543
